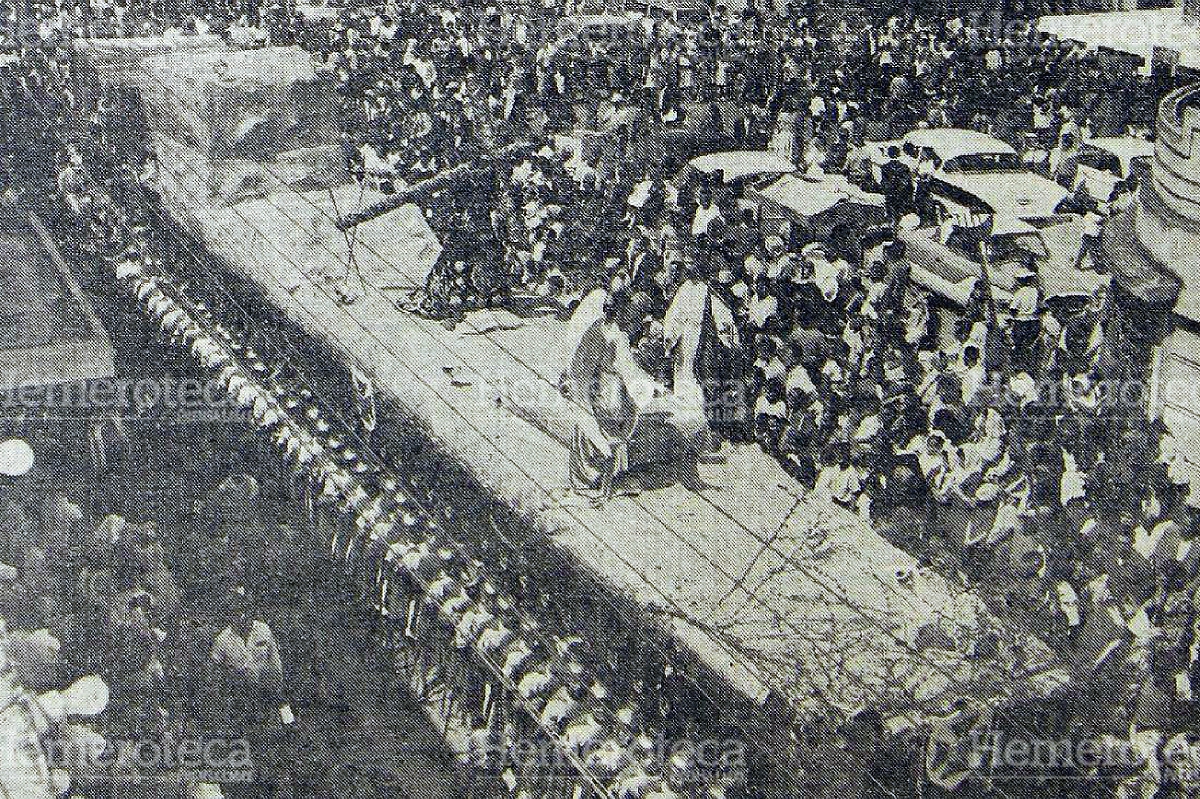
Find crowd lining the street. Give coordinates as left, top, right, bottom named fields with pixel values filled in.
left=5, top=0, right=1200, bottom=794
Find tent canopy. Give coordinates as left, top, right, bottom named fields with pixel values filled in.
left=138, top=46, right=338, bottom=163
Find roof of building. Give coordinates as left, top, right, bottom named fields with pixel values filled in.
left=1038, top=9, right=1200, bottom=69
left=0, top=205, right=114, bottom=390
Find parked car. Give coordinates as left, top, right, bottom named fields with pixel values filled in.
left=854, top=128, right=1071, bottom=228
left=1072, top=136, right=1153, bottom=202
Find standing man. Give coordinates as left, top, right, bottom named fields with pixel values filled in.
left=1007, top=264, right=1043, bottom=372
left=880, top=145, right=914, bottom=220
left=210, top=596, right=287, bottom=729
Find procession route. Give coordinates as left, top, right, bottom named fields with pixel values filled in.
left=156, top=175, right=1067, bottom=728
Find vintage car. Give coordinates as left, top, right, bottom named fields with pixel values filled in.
left=855, top=128, right=1015, bottom=181
left=899, top=214, right=1108, bottom=309
left=855, top=128, right=1071, bottom=228
left=1072, top=136, right=1154, bottom=202
left=672, top=150, right=797, bottom=188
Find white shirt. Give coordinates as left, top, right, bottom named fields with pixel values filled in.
left=754, top=394, right=786, bottom=419
left=748, top=295, right=778, bottom=328
left=691, top=203, right=720, bottom=237
left=212, top=621, right=282, bottom=684
left=786, top=364, right=817, bottom=396
left=1009, top=286, right=1040, bottom=321
left=814, top=464, right=861, bottom=505
left=960, top=362, right=985, bottom=405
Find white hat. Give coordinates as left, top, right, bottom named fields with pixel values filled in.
left=0, top=439, right=34, bottom=477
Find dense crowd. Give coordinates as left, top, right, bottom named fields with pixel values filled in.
left=290, top=3, right=1200, bottom=794
left=311, top=0, right=1161, bottom=312
left=0, top=423, right=310, bottom=799
left=6, top=0, right=1200, bottom=794
left=0, top=62, right=418, bottom=792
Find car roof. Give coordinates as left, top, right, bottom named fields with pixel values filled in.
left=902, top=128, right=1017, bottom=162
left=1083, top=136, right=1154, bottom=161
left=686, top=151, right=797, bottom=181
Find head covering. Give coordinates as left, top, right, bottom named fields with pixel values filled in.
left=0, top=439, right=34, bottom=477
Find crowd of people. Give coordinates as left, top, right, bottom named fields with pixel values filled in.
left=285, top=2, right=1200, bottom=794
left=310, top=0, right=1198, bottom=787
left=0, top=416, right=312, bottom=798
left=6, top=0, right=1200, bottom=794
left=310, top=0, right=1162, bottom=313
left=0, top=62, right=431, bottom=791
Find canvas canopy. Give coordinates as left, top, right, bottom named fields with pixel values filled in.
left=124, top=46, right=348, bottom=205
left=681, top=151, right=796, bottom=184
left=93, top=44, right=443, bottom=294
left=1038, top=217, right=1112, bottom=300
left=72, top=34, right=226, bottom=100
left=138, top=46, right=338, bottom=163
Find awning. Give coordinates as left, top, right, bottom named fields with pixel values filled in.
left=1038, top=9, right=1200, bottom=70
